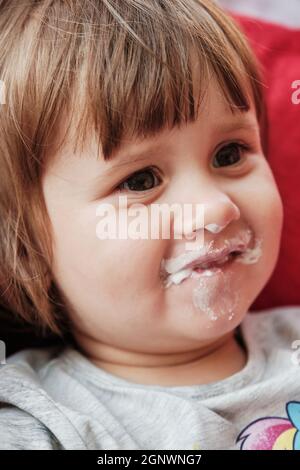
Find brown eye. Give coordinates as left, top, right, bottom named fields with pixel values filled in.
left=117, top=167, right=161, bottom=192
left=212, top=143, right=248, bottom=168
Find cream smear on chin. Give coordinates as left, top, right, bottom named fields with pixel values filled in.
left=192, top=235, right=262, bottom=323
left=160, top=229, right=263, bottom=323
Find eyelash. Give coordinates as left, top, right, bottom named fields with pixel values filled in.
left=115, top=142, right=251, bottom=193
left=116, top=166, right=162, bottom=193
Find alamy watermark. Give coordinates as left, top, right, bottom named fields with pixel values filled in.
left=96, top=196, right=205, bottom=250
left=291, top=80, right=300, bottom=105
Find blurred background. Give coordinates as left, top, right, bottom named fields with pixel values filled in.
left=218, top=0, right=300, bottom=28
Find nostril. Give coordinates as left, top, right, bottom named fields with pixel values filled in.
left=231, top=250, right=243, bottom=257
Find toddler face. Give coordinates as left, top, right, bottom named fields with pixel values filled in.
left=42, top=78, right=283, bottom=356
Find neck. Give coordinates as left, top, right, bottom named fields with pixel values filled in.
left=72, top=330, right=247, bottom=387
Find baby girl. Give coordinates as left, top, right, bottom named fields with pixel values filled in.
left=0, top=0, right=299, bottom=450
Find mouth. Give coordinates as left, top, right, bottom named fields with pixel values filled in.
left=189, top=249, right=243, bottom=272
left=160, top=230, right=254, bottom=288
left=161, top=251, right=243, bottom=288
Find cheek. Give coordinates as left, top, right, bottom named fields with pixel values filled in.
left=93, top=238, right=164, bottom=289
left=248, top=164, right=284, bottom=245
left=232, top=159, right=283, bottom=237
left=53, top=227, right=162, bottom=294
left=237, top=163, right=284, bottom=282
left=46, top=191, right=163, bottom=296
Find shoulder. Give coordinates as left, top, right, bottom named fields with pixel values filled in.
left=0, top=344, right=70, bottom=384
left=0, top=346, right=66, bottom=450
left=0, top=345, right=87, bottom=450
left=0, top=405, right=62, bottom=449
left=4, top=344, right=65, bottom=370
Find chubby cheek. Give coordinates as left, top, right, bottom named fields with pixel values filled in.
left=50, top=209, right=163, bottom=326
left=260, top=182, right=283, bottom=260
left=240, top=162, right=283, bottom=286
left=57, top=234, right=167, bottom=347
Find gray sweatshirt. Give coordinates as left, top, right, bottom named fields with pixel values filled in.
left=1, top=306, right=300, bottom=450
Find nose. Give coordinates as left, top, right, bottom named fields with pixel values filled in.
left=174, top=193, right=240, bottom=239
left=203, top=194, right=240, bottom=234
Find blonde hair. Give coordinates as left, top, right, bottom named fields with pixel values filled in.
left=0, top=0, right=264, bottom=335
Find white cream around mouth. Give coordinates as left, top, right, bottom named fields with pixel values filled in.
left=162, top=252, right=235, bottom=288
left=160, top=229, right=263, bottom=323
left=161, top=228, right=260, bottom=288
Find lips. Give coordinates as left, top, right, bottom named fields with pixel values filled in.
left=185, top=246, right=244, bottom=271
left=162, top=236, right=250, bottom=276
left=194, top=251, right=242, bottom=271
left=160, top=229, right=255, bottom=288
left=161, top=248, right=245, bottom=288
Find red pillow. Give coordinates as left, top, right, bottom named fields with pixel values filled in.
left=231, top=15, right=300, bottom=309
